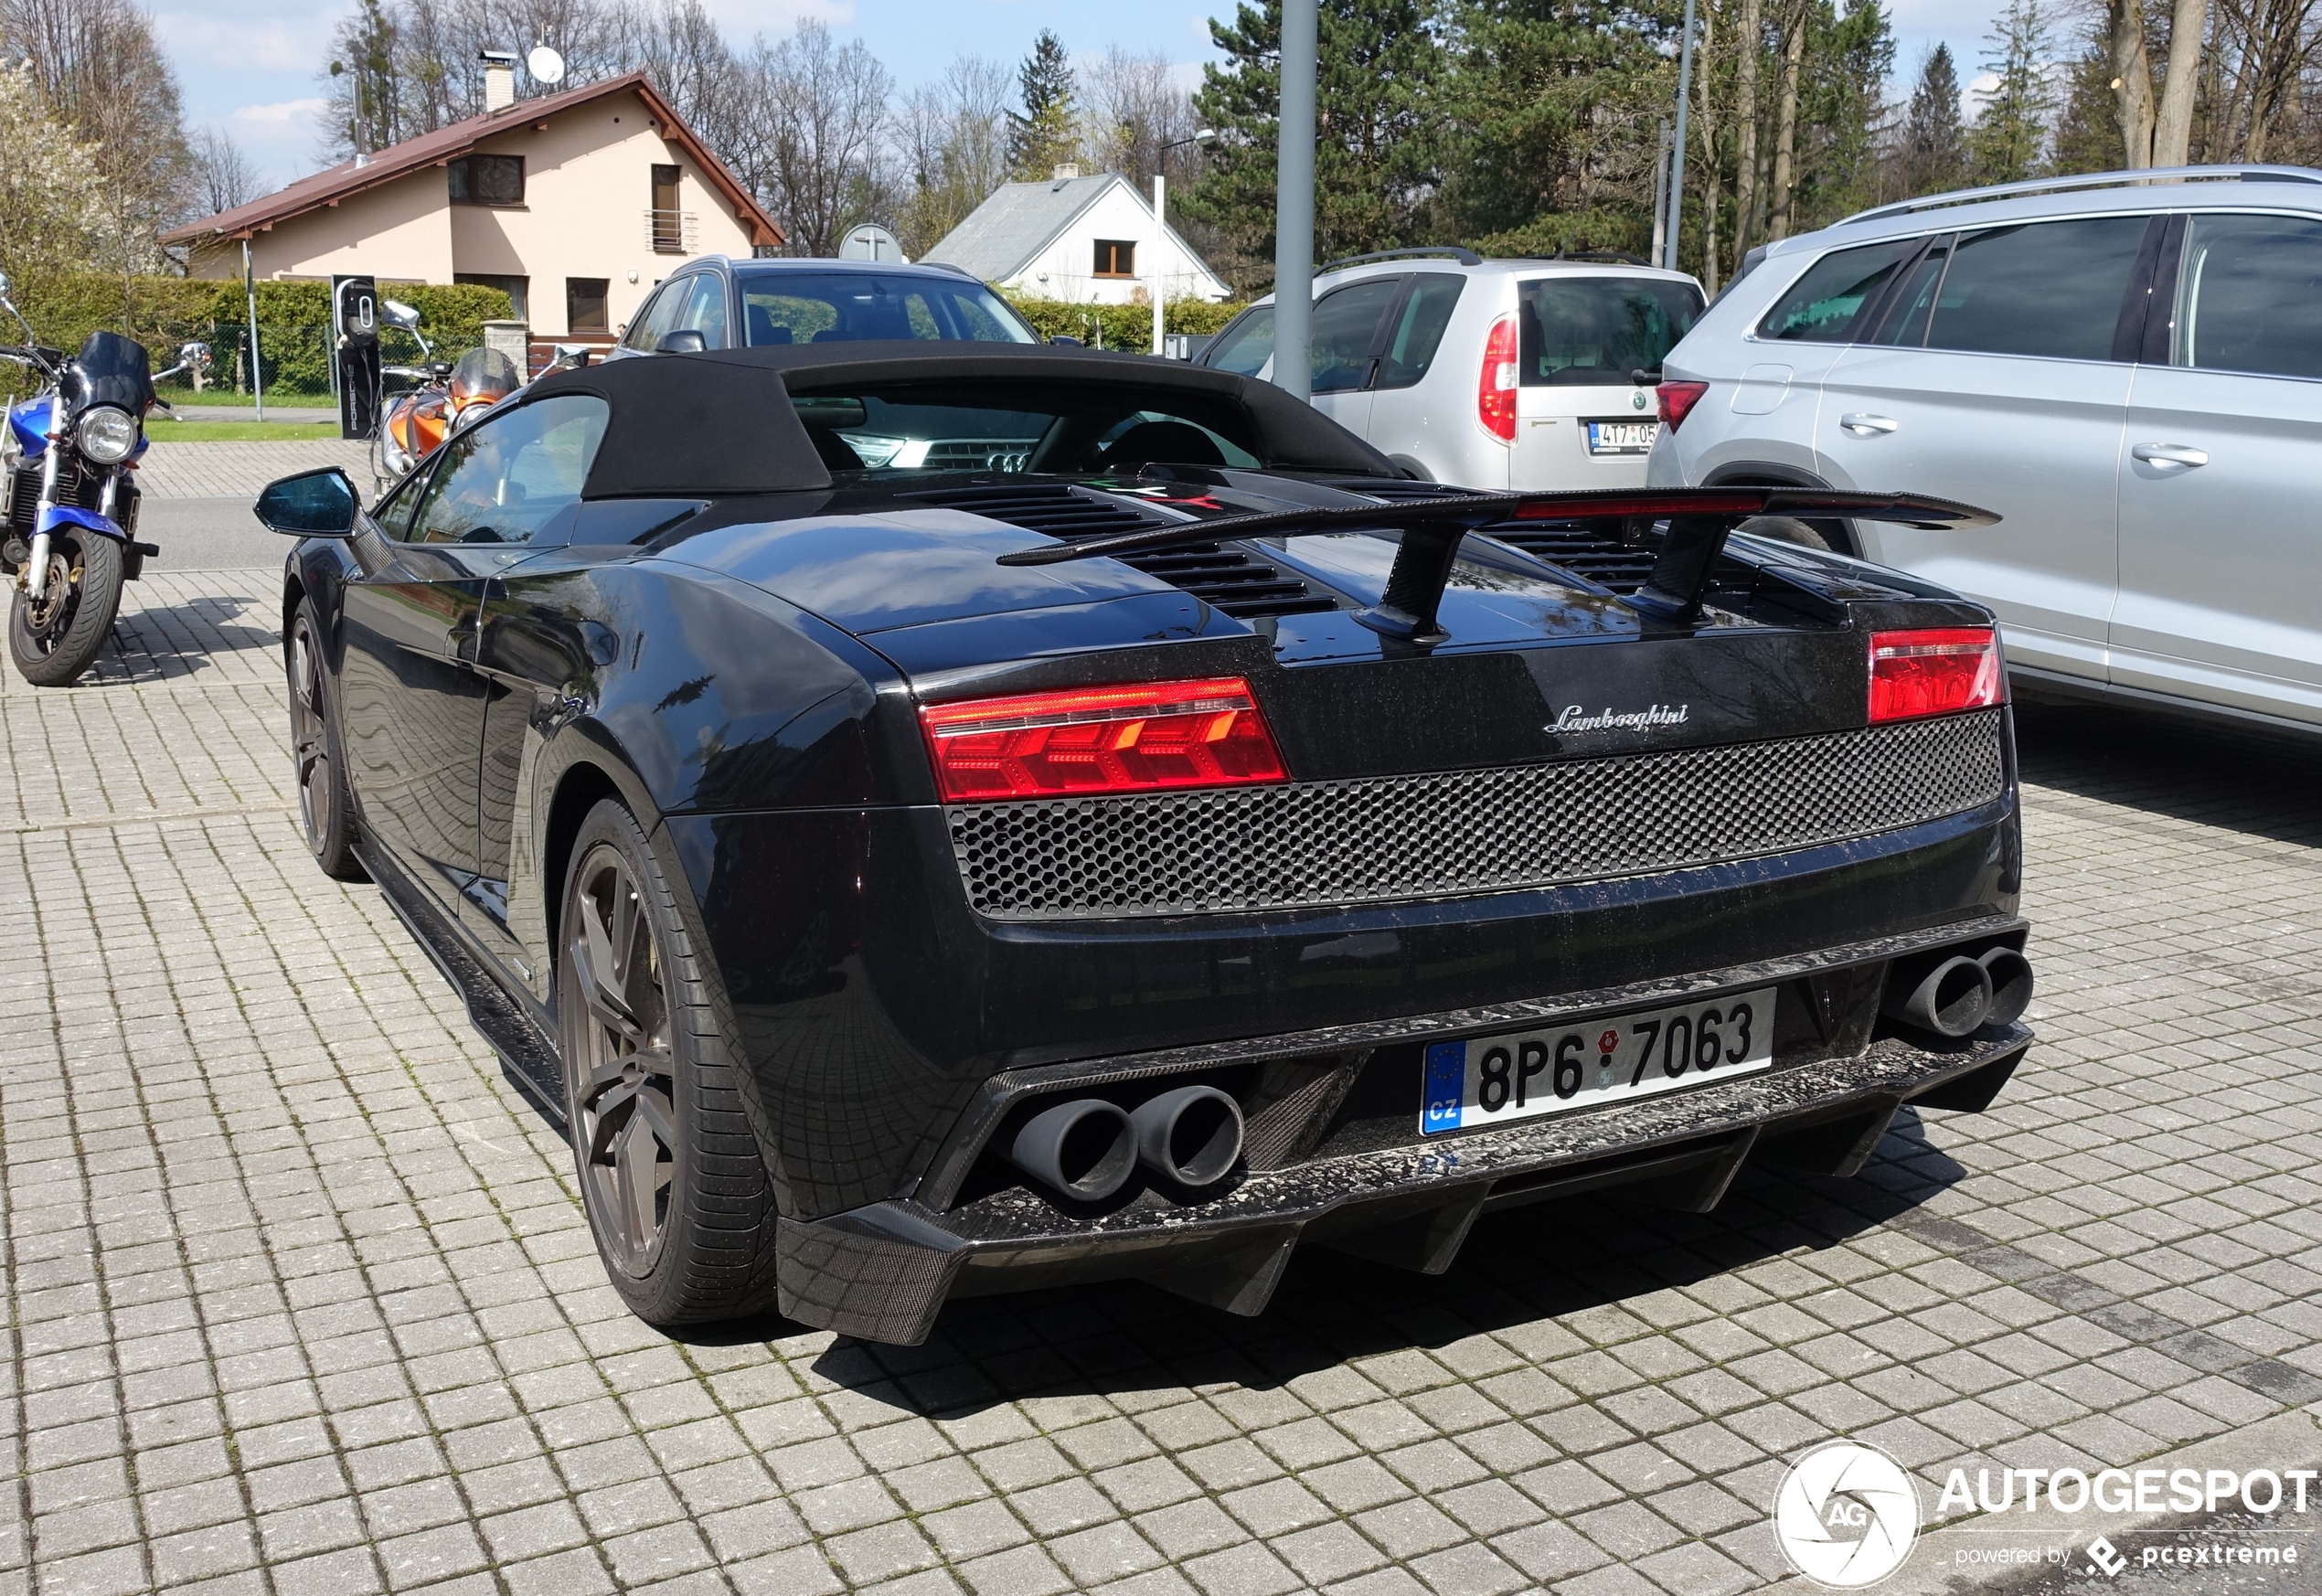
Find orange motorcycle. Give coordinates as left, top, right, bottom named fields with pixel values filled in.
left=376, top=300, right=519, bottom=481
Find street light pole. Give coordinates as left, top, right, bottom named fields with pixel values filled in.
left=1153, top=130, right=1216, bottom=356
left=1275, top=0, right=1318, bottom=401
left=1664, top=0, right=1697, bottom=274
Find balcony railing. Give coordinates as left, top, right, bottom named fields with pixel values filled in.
left=645, top=208, right=698, bottom=254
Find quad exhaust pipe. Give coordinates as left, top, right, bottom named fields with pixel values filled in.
left=1882, top=945, right=2035, bottom=1037
left=1006, top=1084, right=1247, bottom=1203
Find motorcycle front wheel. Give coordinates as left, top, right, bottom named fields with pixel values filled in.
left=9, top=530, right=122, bottom=686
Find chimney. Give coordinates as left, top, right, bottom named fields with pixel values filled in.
left=481, top=49, right=517, bottom=112
left=1051, top=163, right=1080, bottom=181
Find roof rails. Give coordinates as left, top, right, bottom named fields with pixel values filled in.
left=1839, top=165, right=2322, bottom=227
left=1318, top=246, right=1483, bottom=274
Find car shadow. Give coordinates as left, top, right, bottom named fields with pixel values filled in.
left=673, top=1109, right=1972, bottom=1416
left=2014, top=698, right=2322, bottom=852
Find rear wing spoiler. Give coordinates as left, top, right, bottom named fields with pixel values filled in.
left=997, top=486, right=1998, bottom=644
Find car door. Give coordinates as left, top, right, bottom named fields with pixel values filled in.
left=1305, top=275, right=1406, bottom=440
left=1817, top=214, right=2155, bottom=681
left=448, top=399, right=618, bottom=982
left=1364, top=273, right=1467, bottom=473
left=2113, top=210, right=2322, bottom=722
left=669, top=271, right=731, bottom=349
left=337, top=398, right=602, bottom=919
left=612, top=274, right=689, bottom=356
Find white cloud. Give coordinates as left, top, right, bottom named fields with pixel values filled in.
left=229, top=95, right=327, bottom=130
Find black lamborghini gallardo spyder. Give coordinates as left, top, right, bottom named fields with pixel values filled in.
left=257, top=343, right=2032, bottom=1346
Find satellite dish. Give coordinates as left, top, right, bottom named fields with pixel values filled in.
left=839, top=224, right=907, bottom=263
left=527, top=45, right=566, bottom=85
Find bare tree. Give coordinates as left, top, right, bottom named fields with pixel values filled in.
left=2, top=0, right=194, bottom=315
left=751, top=20, right=894, bottom=257
left=2152, top=0, right=2210, bottom=164
left=192, top=126, right=261, bottom=215
left=1080, top=48, right=1201, bottom=186
left=892, top=54, right=1011, bottom=257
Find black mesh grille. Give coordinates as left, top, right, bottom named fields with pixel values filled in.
left=945, top=709, right=2008, bottom=920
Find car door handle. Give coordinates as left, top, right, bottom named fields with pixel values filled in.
left=1839, top=412, right=1898, bottom=436
left=2131, top=442, right=2209, bottom=468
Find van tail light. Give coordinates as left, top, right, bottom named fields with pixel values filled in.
left=1869, top=628, right=2004, bottom=723
left=920, top=677, right=1289, bottom=801
left=1656, top=379, right=1710, bottom=431
left=1477, top=314, right=1518, bottom=442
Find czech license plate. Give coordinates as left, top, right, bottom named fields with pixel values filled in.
left=1586, top=420, right=1660, bottom=455
left=1421, top=987, right=1776, bottom=1135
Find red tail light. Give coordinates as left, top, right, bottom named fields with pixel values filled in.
left=1656, top=380, right=1710, bottom=431
left=920, top=678, right=1289, bottom=801
left=1869, top=628, right=2004, bottom=723
left=1477, top=314, right=1518, bottom=442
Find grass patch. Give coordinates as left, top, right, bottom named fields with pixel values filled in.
left=145, top=420, right=346, bottom=442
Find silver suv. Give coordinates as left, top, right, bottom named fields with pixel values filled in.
left=1199, top=250, right=1705, bottom=490
left=1650, top=165, right=2322, bottom=734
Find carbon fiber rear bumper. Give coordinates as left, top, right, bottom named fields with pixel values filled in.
left=773, top=1020, right=2030, bottom=1346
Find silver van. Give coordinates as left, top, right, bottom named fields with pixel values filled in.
left=1650, top=165, right=2322, bottom=734
left=1200, top=250, right=1705, bottom=490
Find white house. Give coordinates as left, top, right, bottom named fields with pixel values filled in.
left=923, top=169, right=1232, bottom=305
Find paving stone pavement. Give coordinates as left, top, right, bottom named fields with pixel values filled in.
left=136, top=442, right=374, bottom=501
left=5, top=568, right=2322, bottom=1596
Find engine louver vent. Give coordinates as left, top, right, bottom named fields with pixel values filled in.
left=905, top=483, right=1338, bottom=621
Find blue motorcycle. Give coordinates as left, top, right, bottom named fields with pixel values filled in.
left=0, top=271, right=208, bottom=685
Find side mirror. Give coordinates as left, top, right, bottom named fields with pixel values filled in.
left=380, top=299, right=421, bottom=332
left=655, top=328, right=708, bottom=355
left=254, top=467, right=358, bottom=537
left=1049, top=335, right=1083, bottom=347
left=180, top=341, right=212, bottom=369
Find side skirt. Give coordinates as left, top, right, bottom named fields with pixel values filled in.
left=355, top=839, right=568, bottom=1126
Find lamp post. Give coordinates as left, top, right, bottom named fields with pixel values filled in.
left=1275, top=0, right=1318, bottom=401
left=1152, top=129, right=1216, bottom=356
left=1664, top=0, right=1698, bottom=273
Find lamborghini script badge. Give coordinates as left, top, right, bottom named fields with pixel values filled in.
left=1550, top=703, right=1691, bottom=734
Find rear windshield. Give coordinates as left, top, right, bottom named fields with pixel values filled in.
left=787, top=381, right=1263, bottom=475
left=738, top=272, right=1036, bottom=346
left=1518, top=277, right=1704, bottom=385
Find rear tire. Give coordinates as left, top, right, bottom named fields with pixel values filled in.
left=1735, top=515, right=1835, bottom=552
left=286, top=601, right=366, bottom=881
left=556, top=798, right=780, bottom=1326
left=8, top=530, right=121, bottom=686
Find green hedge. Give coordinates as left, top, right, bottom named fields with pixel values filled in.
left=6, top=275, right=514, bottom=397
left=1001, top=293, right=1249, bottom=352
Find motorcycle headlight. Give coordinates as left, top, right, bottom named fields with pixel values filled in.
left=77, top=405, right=137, bottom=464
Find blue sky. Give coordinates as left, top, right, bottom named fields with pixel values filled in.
left=158, top=0, right=2014, bottom=192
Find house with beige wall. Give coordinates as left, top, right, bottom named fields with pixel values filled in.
left=162, top=67, right=781, bottom=344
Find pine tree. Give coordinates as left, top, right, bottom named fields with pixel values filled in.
left=1181, top=0, right=1448, bottom=290
left=1901, top=43, right=1969, bottom=197
left=1007, top=30, right=1077, bottom=179
left=1970, top=0, right=2056, bottom=184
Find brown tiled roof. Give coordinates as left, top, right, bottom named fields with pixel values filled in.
left=161, top=70, right=782, bottom=250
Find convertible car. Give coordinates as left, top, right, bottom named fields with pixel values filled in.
left=257, top=344, right=2034, bottom=1346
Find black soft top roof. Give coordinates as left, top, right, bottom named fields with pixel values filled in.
left=524, top=342, right=1399, bottom=500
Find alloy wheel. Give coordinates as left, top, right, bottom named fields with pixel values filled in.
left=566, top=844, right=676, bottom=1275
left=289, top=622, right=335, bottom=852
